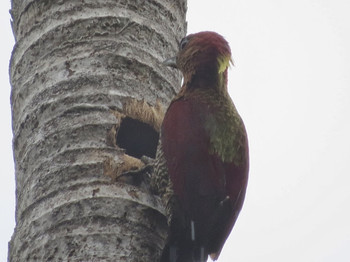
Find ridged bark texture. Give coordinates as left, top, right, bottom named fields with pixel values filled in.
left=9, top=0, right=186, bottom=261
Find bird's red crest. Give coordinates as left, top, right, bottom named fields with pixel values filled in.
left=177, top=31, right=232, bottom=75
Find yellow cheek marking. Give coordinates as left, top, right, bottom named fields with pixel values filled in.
left=217, top=55, right=233, bottom=73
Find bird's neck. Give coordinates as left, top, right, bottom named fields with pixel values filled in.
left=183, top=67, right=228, bottom=94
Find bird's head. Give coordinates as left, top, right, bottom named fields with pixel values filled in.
left=164, top=31, right=233, bottom=88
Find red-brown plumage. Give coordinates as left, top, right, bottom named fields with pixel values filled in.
left=153, top=31, right=249, bottom=262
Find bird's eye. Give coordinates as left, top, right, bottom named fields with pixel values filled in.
left=179, top=37, right=189, bottom=50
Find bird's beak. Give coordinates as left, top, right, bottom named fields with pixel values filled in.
left=162, top=56, right=177, bottom=68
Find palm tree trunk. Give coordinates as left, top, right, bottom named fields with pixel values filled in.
left=8, top=0, right=186, bottom=261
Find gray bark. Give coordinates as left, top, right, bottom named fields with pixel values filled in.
left=8, top=0, right=186, bottom=261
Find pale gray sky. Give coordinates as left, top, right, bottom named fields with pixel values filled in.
left=1, top=1, right=350, bottom=261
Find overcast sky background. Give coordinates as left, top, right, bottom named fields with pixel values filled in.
left=1, top=1, right=350, bottom=261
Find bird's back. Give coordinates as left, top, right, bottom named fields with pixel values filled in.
left=153, top=88, right=249, bottom=261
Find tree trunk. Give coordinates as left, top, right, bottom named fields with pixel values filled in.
left=8, top=0, right=186, bottom=261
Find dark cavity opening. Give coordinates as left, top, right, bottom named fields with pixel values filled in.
left=116, top=117, right=159, bottom=159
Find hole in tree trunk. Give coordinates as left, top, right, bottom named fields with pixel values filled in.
left=116, top=117, right=159, bottom=159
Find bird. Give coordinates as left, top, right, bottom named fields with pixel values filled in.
left=151, top=31, right=249, bottom=262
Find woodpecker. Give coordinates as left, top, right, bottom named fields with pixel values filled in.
left=152, top=31, right=249, bottom=262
